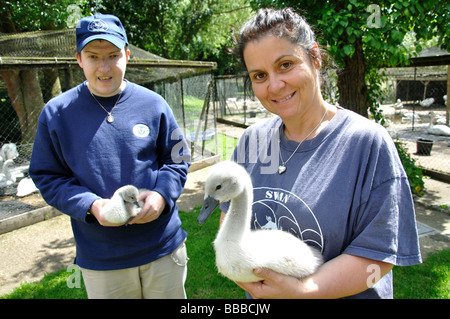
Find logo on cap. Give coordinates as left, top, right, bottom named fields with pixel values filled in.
left=88, top=19, right=109, bottom=32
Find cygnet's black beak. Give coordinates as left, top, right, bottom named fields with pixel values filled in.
left=197, top=196, right=220, bottom=225
left=134, top=201, right=140, bottom=209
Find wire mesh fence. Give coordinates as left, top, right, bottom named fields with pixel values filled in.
left=0, top=69, right=217, bottom=162
left=384, top=108, right=450, bottom=176
left=214, top=75, right=272, bottom=126
left=0, top=29, right=217, bottom=161
left=212, top=74, right=450, bottom=177
left=0, top=30, right=449, bottom=191
left=380, top=66, right=450, bottom=176
left=0, top=30, right=219, bottom=200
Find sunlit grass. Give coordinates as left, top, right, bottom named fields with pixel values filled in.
left=1, top=208, right=448, bottom=299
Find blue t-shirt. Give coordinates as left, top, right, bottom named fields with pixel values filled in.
left=222, top=107, right=422, bottom=298
left=30, top=80, right=190, bottom=270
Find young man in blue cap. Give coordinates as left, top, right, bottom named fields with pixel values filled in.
left=29, top=13, right=190, bottom=298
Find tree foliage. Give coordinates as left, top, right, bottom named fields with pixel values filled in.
left=4, top=0, right=447, bottom=110
left=0, top=0, right=254, bottom=145
left=1, top=0, right=91, bottom=32
left=1, top=0, right=94, bottom=144
left=2, top=0, right=254, bottom=74
left=96, top=0, right=253, bottom=74
left=250, top=0, right=449, bottom=117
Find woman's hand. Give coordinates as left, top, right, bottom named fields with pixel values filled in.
left=236, top=268, right=305, bottom=299
left=235, top=254, right=394, bottom=299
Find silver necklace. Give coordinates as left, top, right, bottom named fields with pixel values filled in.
left=90, top=91, right=123, bottom=123
left=278, top=109, right=328, bottom=174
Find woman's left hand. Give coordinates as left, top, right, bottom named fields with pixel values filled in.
left=128, top=190, right=166, bottom=224
left=235, top=268, right=304, bottom=299
left=236, top=254, right=394, bottom=299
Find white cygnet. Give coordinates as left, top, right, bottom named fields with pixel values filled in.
left=101, top=185, right=142, bottom=225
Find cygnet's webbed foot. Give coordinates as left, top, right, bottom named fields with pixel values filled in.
left=125, top=201, right=142, bottom=226
left=124, top=216, right=135, bottom=226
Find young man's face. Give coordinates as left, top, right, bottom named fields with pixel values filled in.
left=76, top=40, right=130, bottom=97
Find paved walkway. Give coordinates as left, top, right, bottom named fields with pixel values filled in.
left=0, top=165, right=211, bottom=296
left=0, top=166, right=449, bottom=296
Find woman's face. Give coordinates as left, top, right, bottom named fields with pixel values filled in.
left=243, top=35, right=321, bottom=121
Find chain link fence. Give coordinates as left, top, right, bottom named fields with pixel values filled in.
left=213, top=73, right=450, bottom=178
left=1, top=31, right=449, bottom=189
left=382, top=66, right=450, bottom=177
left=0, top=30, right=217, bottom=197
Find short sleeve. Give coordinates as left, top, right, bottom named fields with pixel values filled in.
left=343, top=176, right=422, bottom=266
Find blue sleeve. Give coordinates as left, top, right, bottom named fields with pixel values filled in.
left=29, top=116, right=100, bottom=222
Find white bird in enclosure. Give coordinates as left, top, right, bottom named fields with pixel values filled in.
left=0, top=143, right=19, bottom=166
left=420, top=97, right=434, bottom=108
left=197, top=161, right=323, bottom=282
left=431, top=112, right=447, bottom=125
left=16, top=177, right=38, bottom=197
left=401, top=112, right=421, bottom=123
left=394, top=99, right=403, bottom=114
left=101, top=185, right=143, bottom=225
left=428, top=112, right=450, bottom=136
left=0, top=159, right=15, bottom=188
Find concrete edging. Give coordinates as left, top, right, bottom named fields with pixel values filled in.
left=0, top=206, right=61, bottom=235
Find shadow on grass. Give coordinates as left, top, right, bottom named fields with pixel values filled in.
left=2, top=206, right=448, bottom=299
left=1, top=206, right=243, bottom=299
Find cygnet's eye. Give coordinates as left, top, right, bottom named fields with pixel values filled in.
left=215, top=184, right=222, bottom=190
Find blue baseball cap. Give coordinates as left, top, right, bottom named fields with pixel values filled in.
left=76, top=13, right=128, bottom=51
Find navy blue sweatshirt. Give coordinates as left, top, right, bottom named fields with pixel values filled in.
left=30, top=80, right=190, bottom=270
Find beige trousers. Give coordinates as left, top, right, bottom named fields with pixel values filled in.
left=80, top=241, right=188, bottom=299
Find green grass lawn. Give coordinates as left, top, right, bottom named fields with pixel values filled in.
left=0, top=206, right=243, bottom=299
left=204, top=132, right=237, bottom=161
left=181, top=206, right=244, bottom=299
left=393, top=249, right=450, bottom=299
left=1, top=206, right=448, bottom=299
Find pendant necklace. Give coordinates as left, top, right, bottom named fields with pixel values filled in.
left=90, top=91, right=123, bottom=123
left=278, top=108, right=328, bottom=175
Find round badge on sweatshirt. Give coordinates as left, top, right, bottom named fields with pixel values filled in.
left=133, top=124, right=150, bottom=138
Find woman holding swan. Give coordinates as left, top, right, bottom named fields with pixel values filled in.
left=219, top=8, right=421, bottom=299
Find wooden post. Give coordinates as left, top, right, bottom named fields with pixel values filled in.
left=447, top=65, right=449, bottom=125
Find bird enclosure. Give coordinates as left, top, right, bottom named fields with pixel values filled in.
left=0, top=29, right=218, bottom=172
left=380, top=65, right=450, bottom=178
left=213, top=74, right=271, bottom=128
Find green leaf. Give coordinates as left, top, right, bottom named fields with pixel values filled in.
left=389, top=54, right=398, bottom=66
left=362, top=34, right=372, bottom=43
left=416, top=44, right=423, bottom=53
left=370, top=37, right=381, bottom=50
left=391, top=30, right=404, bottom=42
left=416, top=3, right=424, bottom=13
left=339, top=19, right=349, bottom=28
left=403, top=8, right=410, bottom=17
left=401, top=0, right=410, bottom=8
left=343, top=44, right=355, bottom=56
left=348, top=34, right=356, bottom=44
left=346, top=26, right=353, bottom=36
